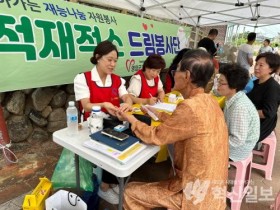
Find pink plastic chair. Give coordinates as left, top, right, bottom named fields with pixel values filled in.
left=270, top=191, right=280, bottom=210
left=227, top=153, right=253, bottom=210
left=252, top=131, right=277, bottom=180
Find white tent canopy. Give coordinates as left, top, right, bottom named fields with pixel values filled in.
left=83, top=0, right=280, bottom=27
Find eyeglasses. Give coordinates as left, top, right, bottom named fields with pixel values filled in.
left=0, top=143, right=18, bottom=164
left=174, top=68, right=190, bottom=74
left=218, top=83, right=228, bottom=86
left=217, top=81, right=228, bottom=86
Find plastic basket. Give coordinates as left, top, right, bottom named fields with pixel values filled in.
left=22, top=177, right=52, bottom=210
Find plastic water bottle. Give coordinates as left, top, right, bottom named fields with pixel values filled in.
left=88, top=106, right=103, bottom=134
left=66, top=101, right=78, bottom=136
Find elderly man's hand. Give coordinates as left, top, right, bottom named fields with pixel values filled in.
left=116, top=111, right=137, bottom=124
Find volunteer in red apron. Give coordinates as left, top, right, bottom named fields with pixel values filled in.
left=74, top=40, right=132, bottom=205
left=127, top=54, right=166, bottom=105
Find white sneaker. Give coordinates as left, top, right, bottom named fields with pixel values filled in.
left=98, top=188, right=119, bottom=204
left=112, top=185, right=120, bottom=194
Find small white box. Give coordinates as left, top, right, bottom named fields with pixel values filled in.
left=168, top=94, right=177, bottom=103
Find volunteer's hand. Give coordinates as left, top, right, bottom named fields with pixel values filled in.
left=119, top=103, right=132, bottom=112
left=103, top=102, right=118, bottom=116
left=147, top=97, right=157, bottom=105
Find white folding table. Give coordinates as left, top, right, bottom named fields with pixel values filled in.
left=53, top=123, right=160, bottom=210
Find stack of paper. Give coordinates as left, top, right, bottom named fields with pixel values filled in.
left=83, top=140, right=146, bottom=164
left=83, top=130, right=146, bottom=164
left=149, top=102, right=177, bottom=112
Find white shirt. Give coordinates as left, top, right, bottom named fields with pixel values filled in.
left=259, top=46, right=273, bottom=54
left=127, top=74, right=163, bottom=97
left=74, top=66, right=128, bottom=101
left=237, top=44, right=254, bottom=71
left=273, top=47, right=279, bottom=54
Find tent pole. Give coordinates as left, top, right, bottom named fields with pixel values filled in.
left=234, top=25, right=239, bottom=46
left=194, top=16, right=201, bottom=49
left=239, top=26, right=245, bottom=47
left=229, top=25, right=235, bottom=45
left=194, top=27, right=200, bottom=49
left=140, top=0, right=144, bottom=18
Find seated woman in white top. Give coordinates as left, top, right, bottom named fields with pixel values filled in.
left=127, top=54, right=166, bottom=105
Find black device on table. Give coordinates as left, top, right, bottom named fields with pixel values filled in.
left=101, top=128, right=129, bottom=141
left=103, top=114, right=152, bottom=137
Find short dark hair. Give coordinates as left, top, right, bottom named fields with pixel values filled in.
left=247, top=32, right=256, bottom=42
left=168, top=48, right=191, bottom=87
left=90, top=40, right=118, bottom=65
left=219, top=64, right=249, bottom=92
left=264, top=39, right=270, bottom=44
left=142, top=54, right=166, bottom=72
left=169, top=48, right=191, bottom=71
left=208, top=29, right=218, bottom=36
left=179, top=49, right=214, bottom=88
left=256, top=52, right=280, bottom=74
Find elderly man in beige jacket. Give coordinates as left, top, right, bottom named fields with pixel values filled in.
left=117, top=49, right=228, bottom=210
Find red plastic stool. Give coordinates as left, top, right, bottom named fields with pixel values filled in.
left=252, top=131, right=277, bottom=180
left=227, top=153, right=253, bottom=210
